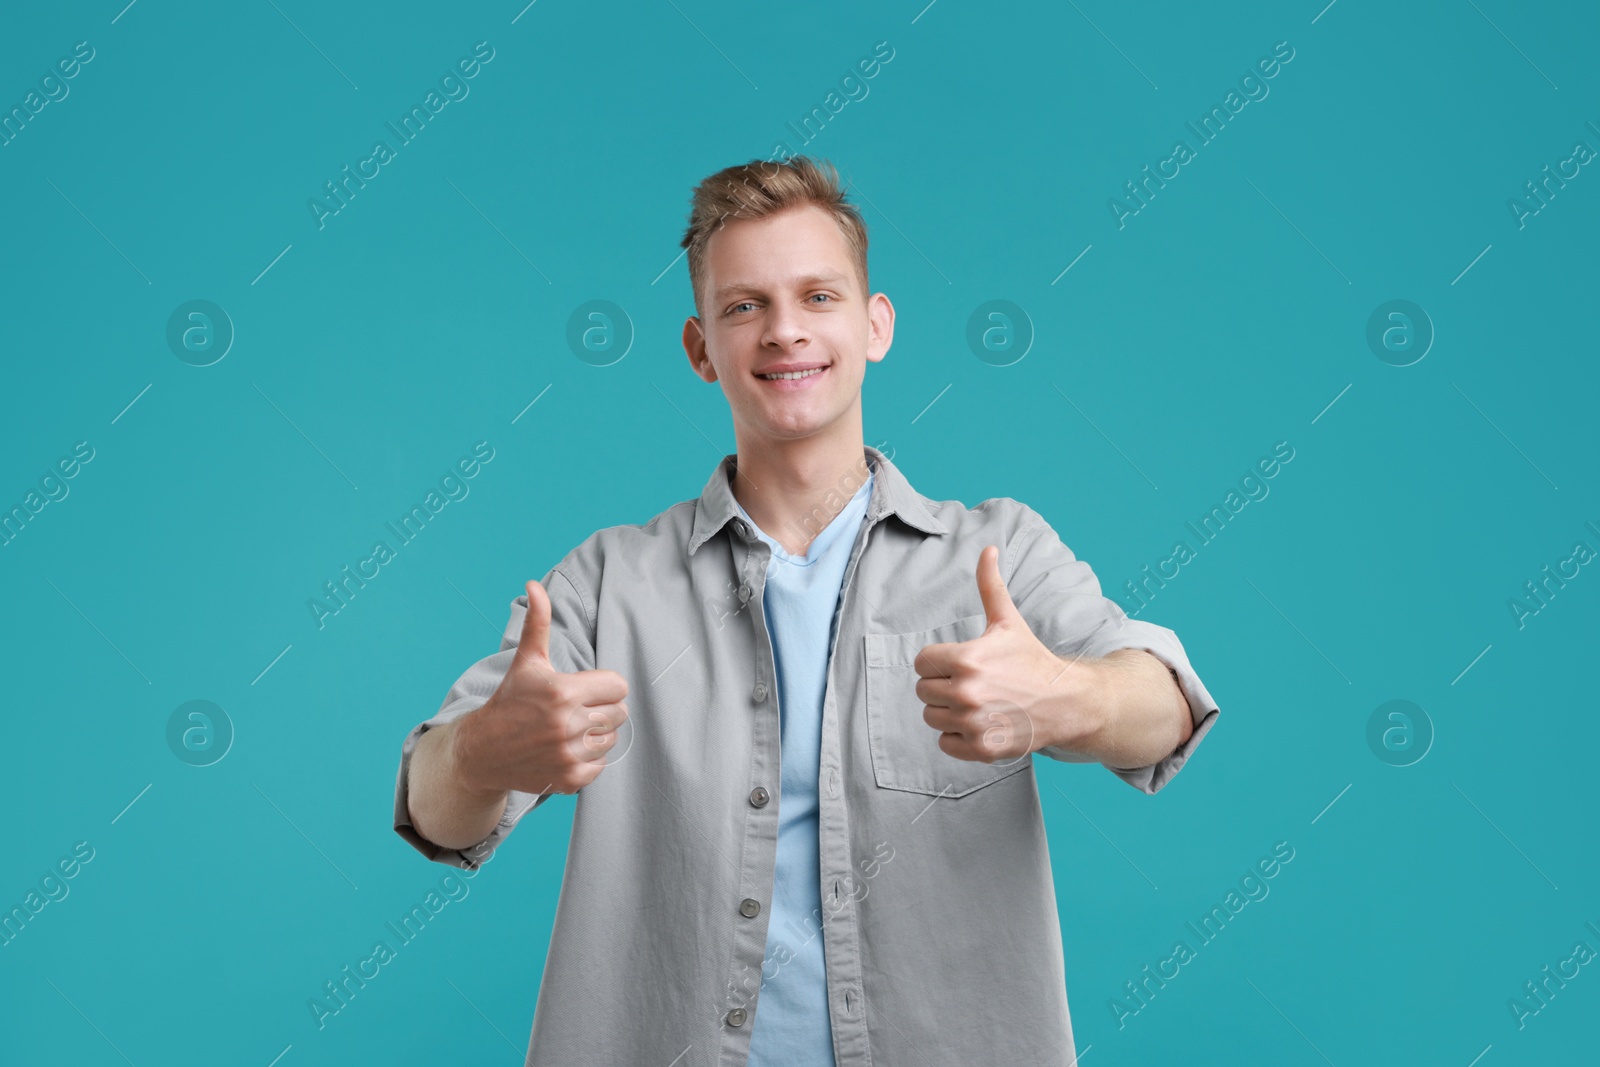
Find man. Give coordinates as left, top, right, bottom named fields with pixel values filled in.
left=394, top=156, right=1219, bottom=1066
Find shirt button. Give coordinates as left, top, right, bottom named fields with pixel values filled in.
left=737, top=583, right=752, bottom=602
left=726, top=1007, right=748, bottom=1027
left=752, top=682, right=768, bottom=703
left=739, top=898, right=761, bottom=918
left=749, top=787, right=770, bottom=808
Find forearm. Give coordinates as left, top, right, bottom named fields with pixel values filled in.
left=407, top=715, right=509, bottom=851
left=1058, top=649, right=1193, bottom=768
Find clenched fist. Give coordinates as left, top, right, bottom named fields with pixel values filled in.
left=452, top=578, right=630, bottom=798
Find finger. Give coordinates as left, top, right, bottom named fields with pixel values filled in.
left=545, top=756, right=607, bottom=792
left=921, top=703, right=965, bottom=735
left=912, top=641, right=957, bottom=681
left=570, top=669, right=629, bottom=706
left=573, top=726, right=620, bottom=761
left=569, top=701, right=627, bottom=737
left=914, top=674, right=958, bottom=709
left=937, top=731, right=990, bottom=763
left=975, top=544, right=1021, bottom=632
left=513, top=579, right=553, bottom=668
left=573, top=756, right=609, bottom=788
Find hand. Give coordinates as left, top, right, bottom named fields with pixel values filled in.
left=912, top=545, right=1102, bottom=763
left=452, top=579, right=630, bottom=798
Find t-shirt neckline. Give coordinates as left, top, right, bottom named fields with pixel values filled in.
left=734, top=461, right=875, bottom=568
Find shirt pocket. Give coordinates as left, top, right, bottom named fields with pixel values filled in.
left=863, top=613, right=1033, bottom=797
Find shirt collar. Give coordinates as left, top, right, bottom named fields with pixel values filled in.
left=688, top=444, right=948, bottom=556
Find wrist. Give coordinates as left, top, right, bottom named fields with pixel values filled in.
left=1038, top=655, right=1112, bottom=758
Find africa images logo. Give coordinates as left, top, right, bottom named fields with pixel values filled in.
left=307, top=42, right=496, bottom=229
left=1107, top=40, right=1296, bottom=229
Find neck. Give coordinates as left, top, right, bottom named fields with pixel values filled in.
left=729, top=425, right=871, bottom=557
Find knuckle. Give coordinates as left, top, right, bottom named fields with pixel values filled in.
left=552, top=749, right=587, bottom=780
left=565, top=761, right=602, bottom=791
left=563, top=706, right=598, bottom=736
left=546, top=677, right=577, bottom=707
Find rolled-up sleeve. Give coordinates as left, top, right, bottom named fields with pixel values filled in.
left=1004, top=511, right=1220, bottom=795
left=392, top=561, right=597, bottom=868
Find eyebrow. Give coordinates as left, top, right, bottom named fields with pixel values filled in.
left=712, top=271, right=850, bottom=302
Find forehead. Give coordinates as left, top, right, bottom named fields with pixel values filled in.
left=704, top=204, right=856, bottom=295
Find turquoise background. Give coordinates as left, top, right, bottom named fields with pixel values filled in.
left=3, top=0, right=1597, bottom=1063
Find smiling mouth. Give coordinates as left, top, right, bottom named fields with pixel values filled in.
left=756, top=367, right=826, bottom=381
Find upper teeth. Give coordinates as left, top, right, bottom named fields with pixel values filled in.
left=759, top=368, right=823, bottom=380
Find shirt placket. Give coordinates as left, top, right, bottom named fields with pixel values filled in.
left=720, top=522, right=783, bottom=1064
left=815, top=507, right=881, bottom=1067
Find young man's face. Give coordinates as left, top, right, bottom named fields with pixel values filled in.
left=683, top=203, right=893, bottom=447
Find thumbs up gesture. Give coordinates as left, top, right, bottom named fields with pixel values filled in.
left=452, top=579, right=631, bottom=798
left=913, top=546, right=1100, bottom=763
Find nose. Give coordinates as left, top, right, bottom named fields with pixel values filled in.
left=761, top=299, right=810, bottom=351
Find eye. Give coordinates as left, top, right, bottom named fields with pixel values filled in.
left=729, top=301, right=757, bottom=315
left=808, top=293, right=835, bottom=304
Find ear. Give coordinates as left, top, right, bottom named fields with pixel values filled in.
left=865, top=291, right=894, bottom=364
left=682, top=316, right=718, bottom=383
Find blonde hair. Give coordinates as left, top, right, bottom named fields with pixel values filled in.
left=679, top=156, right=869, bottom=317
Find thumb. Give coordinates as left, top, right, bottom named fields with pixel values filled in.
left=975, top=544, right=1021, bottom=632
left=514, top=579, right=553, bottom=666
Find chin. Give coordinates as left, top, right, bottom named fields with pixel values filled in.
left=764, top=407, right=849, bottom=440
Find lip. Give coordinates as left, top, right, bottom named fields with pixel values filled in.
left=753, top=361, right=829, bottom=376
left=754, top=364, right=829, bottom=390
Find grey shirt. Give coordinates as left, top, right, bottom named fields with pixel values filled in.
left=392, top=444, right=1220, bottom=1066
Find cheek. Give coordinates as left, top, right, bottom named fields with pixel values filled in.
left=829, top=358, right=865, bottom=393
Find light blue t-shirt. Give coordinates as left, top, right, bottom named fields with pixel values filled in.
left=733, top=459, right=875, bottom=1067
